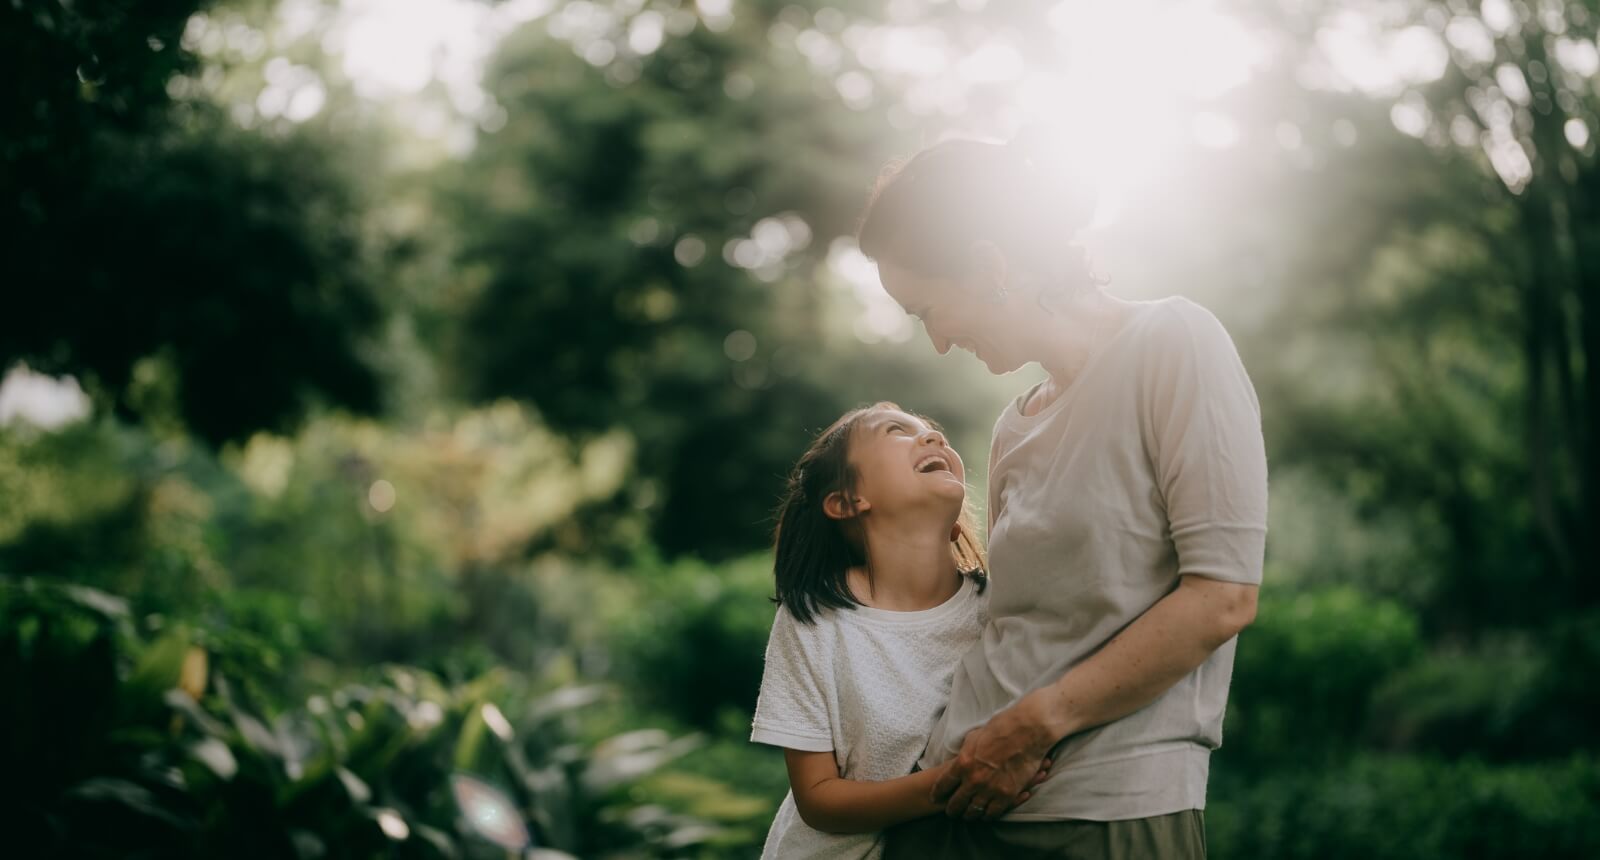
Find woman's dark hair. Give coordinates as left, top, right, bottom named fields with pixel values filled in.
left=857, top=137, right=1100, bottom=296
left=772, top=402, right=986, bottom=625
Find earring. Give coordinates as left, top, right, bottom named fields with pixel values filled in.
left=1035, top=289, right=1060, bottom=316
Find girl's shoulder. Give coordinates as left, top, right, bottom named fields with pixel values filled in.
left=766, top=601, right=846, bottom=653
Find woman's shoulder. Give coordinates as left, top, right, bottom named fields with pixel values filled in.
left=1131, top=296, right=1243, bottom=365
left=1137, top=296, right=1229, bottom=338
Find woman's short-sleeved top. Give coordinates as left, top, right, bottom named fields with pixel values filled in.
left=920, top=297, right=1269, bottom=822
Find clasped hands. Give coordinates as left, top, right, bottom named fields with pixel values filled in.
left=928, top=693, right=1057, bottom=822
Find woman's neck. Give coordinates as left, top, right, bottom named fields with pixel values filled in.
left=851, top=518, right=962, bottom=611
left=1036, top=291, right=1138, bottom=385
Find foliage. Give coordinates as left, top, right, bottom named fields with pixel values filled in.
left=1209, top=753, right=1600, bottom=860
left=0, top=577, right=721, bottom=859
left=1227, top=587, right=1423, bottom=768
left=1, top=0, right=387, bottom=446
left=1235, top=0, right=1600, bottom=627
left=5, top=0, right=1600, bottom=856
left=443, top=3, right=924, bottom=558
left=609, top=553, right=776, bottom=731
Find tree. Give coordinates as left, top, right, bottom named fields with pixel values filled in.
left=444, top=3, right=913, bottom=557
left=2, top=0, right=386, bottom=446
left=1255, top=0, right=1599, bottom=609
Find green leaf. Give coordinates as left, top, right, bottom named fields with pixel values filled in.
left=190, top=737, right=238, bottom=781
left=57, top=583, right=130, bottom=620
left=124, top=625, right=192, bottom=721
left=66, top=777, right=190, bottom=830
left=336, top=767, right=371, bottom=805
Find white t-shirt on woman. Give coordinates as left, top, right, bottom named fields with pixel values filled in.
left=750, top=573, right=988, bottom=859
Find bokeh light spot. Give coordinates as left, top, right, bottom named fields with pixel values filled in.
left=369, top=479, right=397, bottom=513
left=724, top=330, right=758, bottom=362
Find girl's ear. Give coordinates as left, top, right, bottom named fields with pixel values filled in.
left=823, top=490, right=871, bottom=520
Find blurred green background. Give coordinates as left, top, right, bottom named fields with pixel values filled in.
left=3, top=0, right=1598, bottom=857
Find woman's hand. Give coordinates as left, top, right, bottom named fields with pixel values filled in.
left=930, top=691, right=1057, bottom=821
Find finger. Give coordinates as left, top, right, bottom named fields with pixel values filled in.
left=983, top=792, right=1017, bottom=821
left=965, top=790, right=1004, bottom=821
left=944, top=782, right=980, bottom=818
left=931, top=768, right=962, bottom=803
left=1029, top=768, right=1051, bottom=788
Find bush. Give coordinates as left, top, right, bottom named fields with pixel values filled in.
left=1210, top=754, right=1600, bottom=859
left=0, top=578, right=717, bottom=859
left=1227, top=587, right=1423, bottom=766
left=610, top=554, right=776, bottom=731
left=1366, top=611, right=1600, bottom=762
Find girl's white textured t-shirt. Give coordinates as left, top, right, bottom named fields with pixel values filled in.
left=750, top=574, right=988, bottom=859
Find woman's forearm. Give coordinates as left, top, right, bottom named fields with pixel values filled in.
left=1024, top=575, right=1257, bottom=742
left=793, top=768, right=943, bottom=834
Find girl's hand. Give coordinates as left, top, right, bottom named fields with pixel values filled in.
left=932, top=693, right=1059, bottom=821
left=927, top=756, right=1052, bottom=816
left=1014, top=758, right=1052, bottom=807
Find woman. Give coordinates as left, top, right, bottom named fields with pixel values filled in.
left=857, top=139, right=1268, bottom=859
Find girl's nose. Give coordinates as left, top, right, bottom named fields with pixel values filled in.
left=920, top=429, right=947, bottom=448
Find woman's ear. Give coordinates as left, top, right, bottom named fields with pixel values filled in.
left=967, top=240, right=1009, bottom=296
left=823, top=490, right=870, bottom=520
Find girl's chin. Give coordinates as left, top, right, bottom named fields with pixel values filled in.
left=923, top=475, right=968, bottom=498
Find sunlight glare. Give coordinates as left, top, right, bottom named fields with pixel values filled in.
left=827, top=238, right=914, bottom=345
left=1315, top=12, right=1449, bottom=95
left=0, top=364, right=91, bottom=429
left=339, top=0, right=480, bottom=95
left=1018, top=1, right=1267, bottom=224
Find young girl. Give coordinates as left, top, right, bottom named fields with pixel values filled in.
left=750, top=402, right=1044, bottom=859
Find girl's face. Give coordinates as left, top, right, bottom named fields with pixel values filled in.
left=877, top=257, right=1030, bottom=376
left=842, top=408, right=966, bottom=518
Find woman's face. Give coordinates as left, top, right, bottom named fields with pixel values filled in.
left=877, top=258, right=1029, bottom=375
left=845, top=408, right=967, bottom=517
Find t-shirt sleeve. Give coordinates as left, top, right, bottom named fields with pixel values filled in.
left=986, top=421, right=1005, bottom=536
left=749, top=608, right=835, bottom=752
left=1140, top=303, right=1268, bottom=585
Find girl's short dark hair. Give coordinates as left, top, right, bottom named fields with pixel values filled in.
left=772, top=402, right=986, bottom=625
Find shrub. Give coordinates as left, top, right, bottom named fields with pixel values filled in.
left=1228, top=586, right=1423, bottom=767
left=610, top=554, right=776, bottom=731
left=0, top=578, right=716, bottom=859
left=1210, top=754, right=1600, bottom=860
